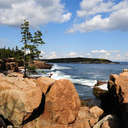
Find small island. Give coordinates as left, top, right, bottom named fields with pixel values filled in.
left=41, top=57, right=118, bottom=64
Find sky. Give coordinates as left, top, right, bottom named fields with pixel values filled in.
left=0, top=0, right=128, bottom=61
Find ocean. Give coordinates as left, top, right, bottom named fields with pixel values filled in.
left=35, top=63, right=128, bottom=100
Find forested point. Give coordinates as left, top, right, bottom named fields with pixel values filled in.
left=0, top=46, right=23, bottom=61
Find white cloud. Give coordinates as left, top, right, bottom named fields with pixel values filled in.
left=125, top=52, right=128, bottom=60
left=125, top=53, right=128, bottom=57
left=46, top=51, right=57, bottom=59
left=77, top=0, right=114, bottom=17
left=90, top=49, right=111, bottom=59
left=68, top=0, right=128, bottom=32
left=86, top=49, right=124, bottom=60
left=114, top=54, right=121, bottom=61
left=91, top=49, right=109, bottom=54
left=68, top=52, right=78, bottom=57
left=0, top=0, right=71, bottom=26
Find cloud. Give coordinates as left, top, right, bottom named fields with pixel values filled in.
left=68, top=52, right=78, bottom=57
left=68, top=0, right=128, bottom=33
left=45, top=51, right=57, bottom=59
left=91, top=49, right=109, bottom=54
left=0, top=0, right=71, bottom=26
left=83, top=49, right=122, bottom=60
left=77, top=0, right=114, bottom=17
left=90, top=49, right=111, bottom=59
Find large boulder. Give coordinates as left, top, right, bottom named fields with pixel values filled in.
left=37, top=77, right=55, bottom=94
left=43, top=79, right=81, bottom=125
left=0, top=75, right=42, bottom=127
left=23, top=79, right=81, bottom=128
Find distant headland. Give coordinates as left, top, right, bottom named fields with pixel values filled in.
left=41, top=57, right=119, bottom=64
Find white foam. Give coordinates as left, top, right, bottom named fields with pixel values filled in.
left=97, top=84, right=108, bottom=90
left=51, top=64, right=71, bottom=70
left=31, top=64, right=100, bottom=88
left=72, top=79, right=97, bottom=87
left=51, top=71, right=71, bottom=80
left=50, top=70, right=97, bottom=87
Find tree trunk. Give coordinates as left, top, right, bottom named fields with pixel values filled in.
left=24, top=40, right=27, bottom=78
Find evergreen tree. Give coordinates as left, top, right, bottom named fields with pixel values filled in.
left=20, top=20, right=45, bottom=77
left=0, top=47, right=24, bottom=60
left=21, top=20, right=31, bottom=77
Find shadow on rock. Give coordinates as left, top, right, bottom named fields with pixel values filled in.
left=22, top=93, right=45, bottom=125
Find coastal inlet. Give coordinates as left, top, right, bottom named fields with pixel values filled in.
left=34, top=62, right=128, bottom=100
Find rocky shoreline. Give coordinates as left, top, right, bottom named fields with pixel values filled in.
left=0, top=58, right=52, bottom=74
left=0, top=70, right=128, bottom=128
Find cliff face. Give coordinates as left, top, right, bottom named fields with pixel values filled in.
left=42, top=57, right=117, bottom=64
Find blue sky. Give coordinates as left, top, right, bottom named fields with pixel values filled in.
left=0, top=0, right=128, bottom=61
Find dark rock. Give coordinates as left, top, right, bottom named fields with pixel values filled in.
left=0, top=58, right=19, bottom=72
left=93, top=114, right=120, bottom=128
left=95, top=80, right=107, bottom=86
left=0, top=117, right=6, bottom=128
left=99, top=71, right=128, bottom=128
left=33, top=60, right=52, bottom=69
left=81, top=99, right=101, bottom=107
left=93, top=86, right=108, bottom=98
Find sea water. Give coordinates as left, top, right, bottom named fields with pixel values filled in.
left=34, top=63, right=128, bottom=100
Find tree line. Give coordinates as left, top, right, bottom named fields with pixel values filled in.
left=0, top=46, right=24, bottom=61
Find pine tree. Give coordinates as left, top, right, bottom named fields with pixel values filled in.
left=21, top=20, right=31, bottom=77
left=20, top=20, right=45, bottom=77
